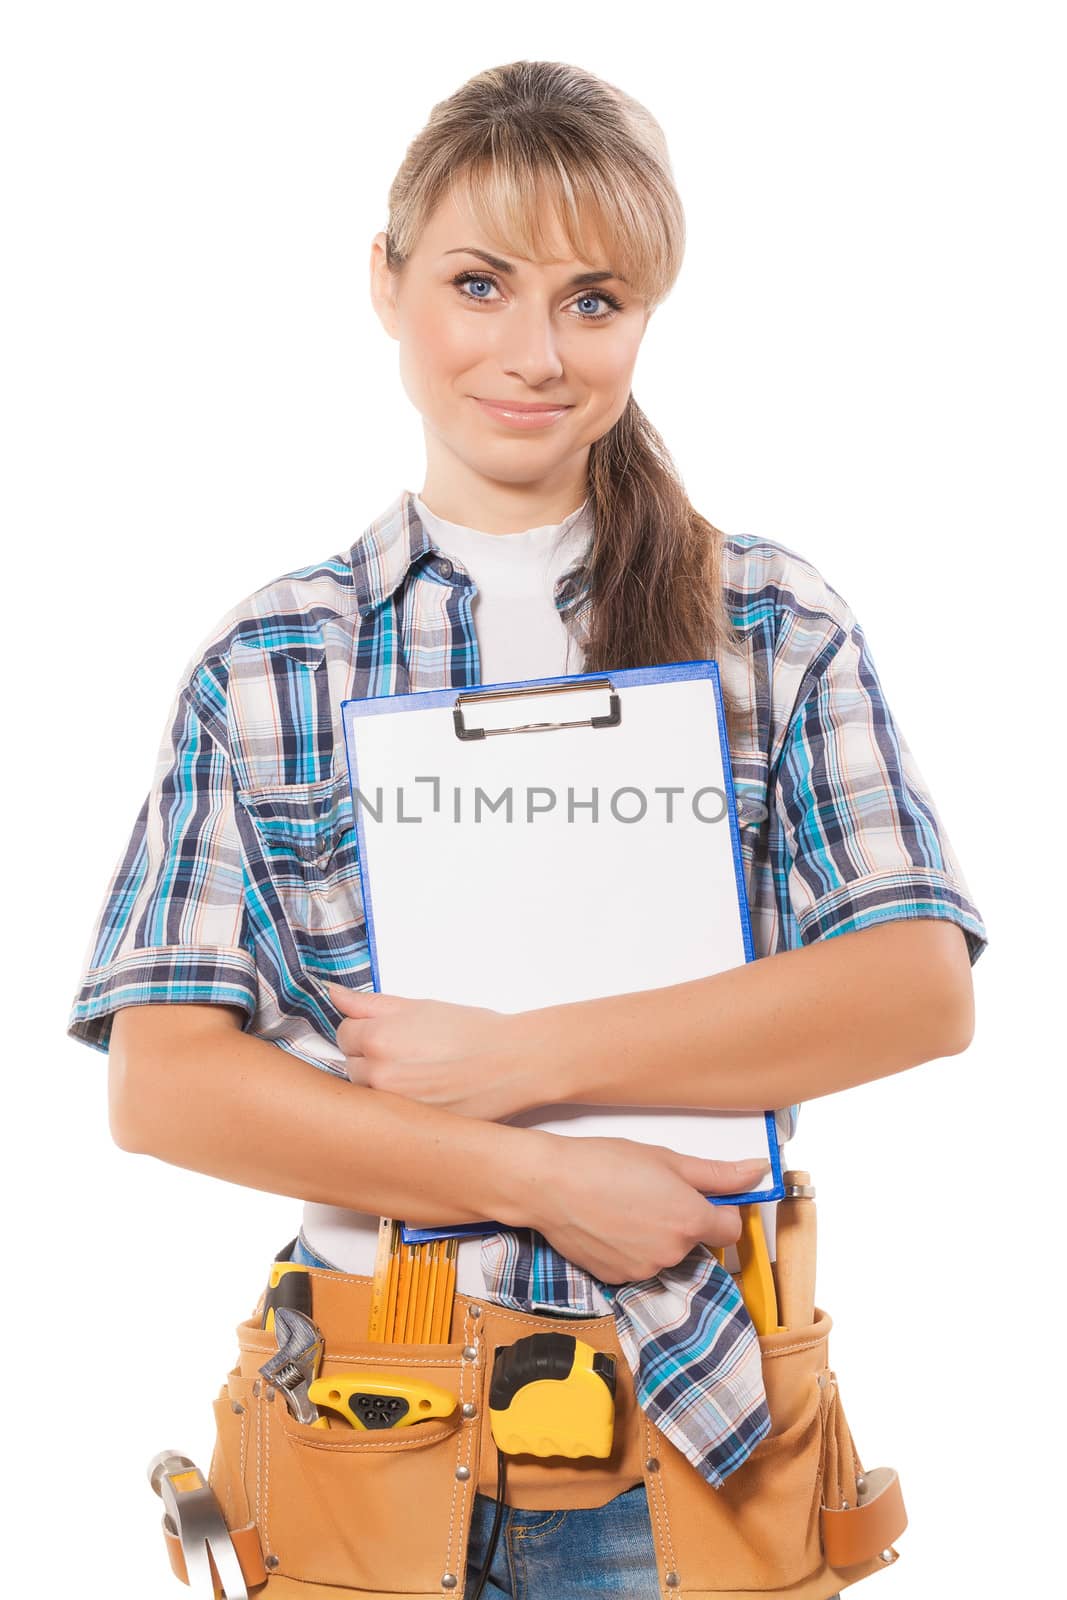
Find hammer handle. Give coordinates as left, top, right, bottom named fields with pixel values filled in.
left=775, top=1168, right=817, bottom=1329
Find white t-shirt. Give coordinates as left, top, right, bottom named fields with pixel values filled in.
left=300, top=491, right=616, bottom=1307
left=412, top=490, right=593, bottom=683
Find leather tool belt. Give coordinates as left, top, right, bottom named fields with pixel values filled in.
left=163, top=1259, right=907, bottom=1599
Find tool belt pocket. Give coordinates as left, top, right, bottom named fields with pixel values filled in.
left=205, top=1316, right=486, bottom=1596
left=644, top=1304, right=907, bottom=1594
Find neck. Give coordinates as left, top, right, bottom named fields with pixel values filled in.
left=415, top=466, right=589, bottom=536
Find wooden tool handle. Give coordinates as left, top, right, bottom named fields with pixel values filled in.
left=776, top=1168, right=817, bottom=1329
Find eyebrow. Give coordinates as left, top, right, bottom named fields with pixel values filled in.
left=443, top=246, right=627, bottom=288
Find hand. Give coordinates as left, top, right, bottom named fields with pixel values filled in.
left=523, top=1136, right=770, bottom=1285
left=326, top=983, right=535, bottom=1122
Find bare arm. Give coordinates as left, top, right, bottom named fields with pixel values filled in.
left=516, top=920, right=976, bottom=1111
left=108, top=1002, right=550, bottom=1229
left=109, top=1003, right=778, bottom=1282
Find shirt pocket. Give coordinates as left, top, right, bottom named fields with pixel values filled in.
left=234, top=771, right=370, bottom=987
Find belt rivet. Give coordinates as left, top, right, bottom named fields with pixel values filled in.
left=645, top=1457, right=660, bottom=1472
left=265, top=1556, right=280, bottom=1572
left=230, top=1400, right=244, bottom=1414
left=856, top=1473, right=868, bottom=1495
left=462, top=1403, right=478, bottom=1419
left=462, top=1345, right=478, bottom=1361
left=455, top=1465, right=471, bottom=1481
left=470, top=1305, right=482, bottom=1318
left=666, top=1571, right=680, bottom=1587
left=441, top=1573, right=459, bottom=1589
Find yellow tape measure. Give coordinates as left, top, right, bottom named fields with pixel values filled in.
left=488, top=1332, right=616, bottom=1459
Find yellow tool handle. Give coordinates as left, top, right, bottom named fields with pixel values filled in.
left=736, top=1204, right=780, bottom=1334
left=308, top=1372, right=458, bottom=1429
left=260, top=1262, right=313, bottom=1334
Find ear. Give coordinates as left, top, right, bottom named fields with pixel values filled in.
left=368, top=231, right=400, bottom=342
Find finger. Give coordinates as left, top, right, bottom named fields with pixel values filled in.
left=341, top=1053, right=373, bottom=1086
left=701, top=1203, right=743, bottom=1249
left=336, top=1018, right=369, bottom=1058
left=674, top=1154, right=771, bottom=1195
left=326, top=982, right=395, bottom=1016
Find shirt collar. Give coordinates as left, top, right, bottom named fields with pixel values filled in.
left=349, top=489, right=592, bottom=622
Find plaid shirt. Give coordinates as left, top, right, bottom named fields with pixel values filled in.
left=68, top=488, right=988, bottom=1484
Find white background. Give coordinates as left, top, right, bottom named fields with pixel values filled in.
left=3, top=3, right=1063, bottom=1595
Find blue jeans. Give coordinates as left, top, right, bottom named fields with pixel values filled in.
left=463, top=1486, right=662, bottom=1598
left=287, top=1235, right=840, bottom=1599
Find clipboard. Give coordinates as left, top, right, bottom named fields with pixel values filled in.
left=339, top=660, right=786, bottom=1244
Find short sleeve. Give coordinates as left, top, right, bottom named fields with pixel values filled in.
left=773, top=609, right=989, bottom=967
left=66, top=669, right=258, bottom=1053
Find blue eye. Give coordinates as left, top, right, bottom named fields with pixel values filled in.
left=459, top=275, right=495, bottom=299
left=450, top=270, right=623, bottom=322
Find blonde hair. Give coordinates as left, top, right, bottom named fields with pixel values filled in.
left=385, top=60, right=748, bottom=749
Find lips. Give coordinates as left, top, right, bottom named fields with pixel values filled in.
left=472, top=397, right=574, bottom=430
left=475, top=399, right=573, bottom=412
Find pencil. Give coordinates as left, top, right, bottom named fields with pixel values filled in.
left=409, top=1242, right=426, bottom=1341
left=421, top=1239, right=440, bottom=1342
left=442, top=1238, right=458, bottom=1342
left=432, top=1237, right=458, bottom=1343
left=428, top=1240, right=445, bottom=1343
left=394, top=1240, right=415, bottom=1343
left=407, top=1240, right=423, bottom=1342
left=409, top=1241, right=429, bottom=1342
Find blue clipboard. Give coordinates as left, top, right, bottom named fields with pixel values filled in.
left=339, top=660, right=785, bottom=1243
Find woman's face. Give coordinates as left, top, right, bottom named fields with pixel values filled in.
left=370, top=185, right=651, bottom=500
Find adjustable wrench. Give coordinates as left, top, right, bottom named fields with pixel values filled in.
left=258, top=1304, right=326, bottom=1426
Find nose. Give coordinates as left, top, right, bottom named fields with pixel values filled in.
left=499, top=297, right=565, bottom=390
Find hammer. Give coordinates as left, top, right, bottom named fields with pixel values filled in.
left=147, top=1450, right=249, bottom=1599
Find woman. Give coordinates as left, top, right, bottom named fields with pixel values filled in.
left=68, top=60, right=987, bottom=1599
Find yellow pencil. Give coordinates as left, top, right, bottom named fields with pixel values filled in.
left=427, top=1240, right=443, bottom=1343
left=429, top=1240, right=445, bottom=1343
left=415, top=1241, right=431, bottom=1344
left=394, top=1241, right=415, bottom=1343
left=421, top=1239, right=441, bottom=1342
left=404, top=1228, right=425, bottom=1344
left=409, top=1241, right=430, bottom=1342
left=442, top=1238, right=458, bottom=1341
left=432, top=1238, right=458, bottom=1343
left=407, top=1241, right=422, bottom=1341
